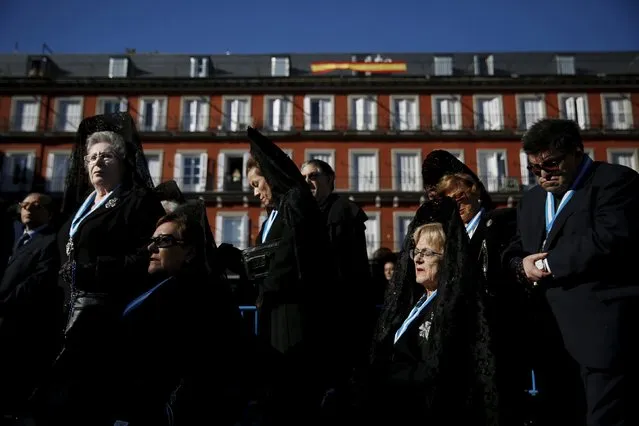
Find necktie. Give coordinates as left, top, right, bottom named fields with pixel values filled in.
left=15, top=233, right=31, bottom=249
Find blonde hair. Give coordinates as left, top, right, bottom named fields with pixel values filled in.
left=412, top=222, right=446, bottom=253
left=436, top=173, right=481, bottom=199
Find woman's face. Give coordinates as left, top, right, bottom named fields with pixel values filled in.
left=147, top=221, right=190, bottom=276
left=383, top=261, right=395, bottom=281
left=247, top=167, right=273, bottom=207
left=413, top=234, right=443, bottom=289
left=443, top=187, right=480, bottom=224
left=85, top=141, right=123, bottom=191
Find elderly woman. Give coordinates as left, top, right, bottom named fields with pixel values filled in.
left=366, top=197, right=499, bottom=425
left=35, top=113, right=165, bottom=426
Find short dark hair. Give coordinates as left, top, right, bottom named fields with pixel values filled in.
left=246, top=156, right=259, bottom=175
left=156, top=212, right=205, bottom=252
left=522, top=119, right=584, bottom=155
left=302, top=159, right=335, bottom=191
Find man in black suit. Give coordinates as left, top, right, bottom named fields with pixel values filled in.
left=0, top=192, right=62, bottom=420
left=504, top=119, right=639, bottom=426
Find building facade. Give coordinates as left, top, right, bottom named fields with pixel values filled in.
left=1, top=51, right=638, bottom=256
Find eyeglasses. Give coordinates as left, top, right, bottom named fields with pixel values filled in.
left=304, top=172, right=324, bottom=182
left=84, top=151, right=118, bottom=165
left=19, top=202, right=44, bottom=210
left=527, top=155, right=566, bottom=176
left=148, top=235, right=184, bottom=249
left=409, top=247, right=442, bottom=260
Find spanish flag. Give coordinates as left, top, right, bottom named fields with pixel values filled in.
left=311, top=61, right=408, bottom=74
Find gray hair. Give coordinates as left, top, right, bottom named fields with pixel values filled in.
left=86, top=131, right=127, bottom=159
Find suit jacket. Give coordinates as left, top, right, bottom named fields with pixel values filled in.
left=0, top=225, right=62, bottom=413
left=503, top=161, right=639, bottom=369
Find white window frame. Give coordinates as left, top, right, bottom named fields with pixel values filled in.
left=95, top=96, right=128, bottom=115
left=347, top=94, right=378, bottom=131
left=45, top=149, right=71, bottom=192
left=555, top=56, right=575, bottom=75
left=393, top=211, right=415, bottom=252
left=1, top=150, right=36, bottom=192
left=607, top=148, right=639, bottom=171
left=282, top=148, right=293, bottom=161
left=389, top=95, right=420, bottom=131
left=216, top=149, right=251, bottom=191
left=263, top=95, right=293, bottom=132
left=473, top=94, right=504, bottom=130
left=215, top=211, right=250, bottom=250
left=557, top=93, right=590, bottom=129
left=516, top=94, right=547, bottom=131
left=443, top=149, right=465, bottom=163
left=364, top=211, right=381, bottom=258
left=431, top=95, right=462, bottom=131
left=584, top=147, right=595, bottom=159
left=476, top=149, right=509, bottom=193
left=173, top=150, right=208, bottom=193
left=108, top=57, right=129, bottom=78
left=144, top=149, right=164, bottom=185
left=303, top=95, right=335, bottom=131
left=349, top=149, right=380, bottom=192
left=271, top=56, right=290, bottom=77
left=391, top=148, right=422, bottom=191
left=53, top=96, right=84, bottom=132
left=179, top=96, right=210, bottom=132
left=190, top=57, right=209, bottom=78
left=601, top=93, right=633, bottom=130
left=433, top=56, right=453, bottom=76
left=304, top=149, right=336, bottom=169
left=221, top=95, right=253, bottom=132
left=519, top=150, right=537, bottom=188
left=10, top=96, right=41, bottom=132
left=138, top=96, right=168, bottom=131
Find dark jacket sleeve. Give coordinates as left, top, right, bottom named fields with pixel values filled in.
left=501, top=198, right=531, bottom=279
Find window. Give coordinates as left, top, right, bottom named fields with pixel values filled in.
left=173, top=151, right=208, bottom=192
left=432, top=95, right=462, bottom=131
left=393, top=212, right=414, bottom=252
left=1, top=151, right=36, bottom=192
left=108, top=57, right=128, bottom=78
left=222, top=96, right=252, bottom=131
left=190, top=57, right=209, bottom=78
left=54, top=97, right=83, bottom=132
left=45, top=151, right=71, bottom=192
left=145, top=150, right=163, bottom=185
left=97, top=97, right=128, bottom=115
left=28, top=57, right=48, bottom=77
left=473, top=55, right=494, bottom=76
left=602, top=94, right=633, bottom=130
left=349, top=95, right=377, bottom=131
left=305, top=150, right=335, bottom=168
left=271, top=56, right=290, bottom=77
left=304, top=95, right=334, bottom=131
left=558, top=94, right=589, bottom=129
left=392, top=149, right=422, bottom=191
left=11, top=97, right=40, bottom=131
left=216, top=151, right=251, bottom=191
left=215, top=213, right=249, bottom=250
left=433, top=56, right=453, bottom=76
left=584, top=147, right=595, bottom=159
left=474, top=95, right=503, bottom=130
left=390, top=95, right=419, bottom=131
left=182, top=97, right=210, bottom=132
left=477, top=150, right=508, bottom=193
left=264, top=96, right=293, bottom=131
left=607, top=149, right=638, bottom=171
left=138, top=98, right=167, bottom=131
left=364, top=211, right=380, bottom=258
left=350, top=150, right=379, bottom=191
left=556, top=56, right=575, bottom=75
left=519, top=150, right=538, bottom=190
left=517, top=95, right=546, bottom=130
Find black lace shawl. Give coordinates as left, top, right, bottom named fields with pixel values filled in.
left=422, top=150, right=495, bottom=211
left=61, top=112, right=154, bottom=217
left=371, top=196, right=498, bottom=424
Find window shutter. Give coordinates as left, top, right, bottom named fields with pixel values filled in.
left=197, top=152, right=208, bottom=192
left=242, top=152, right=251, bottom=190
left=173, top=153, right=183, bottom=189
left=216, top=153, right=226, bottom=191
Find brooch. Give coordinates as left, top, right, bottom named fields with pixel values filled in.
left=105, top=198, right=118, bottom=209
left=486, top=219, right=493, bottom=227
left=418, top=320, right=432, bottom=340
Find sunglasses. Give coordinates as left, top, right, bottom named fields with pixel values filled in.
left=148, top=234, right=184, bottom=249
left=526, top=155, right=566, bottom=177
left=409, top=247, right=442, bottom=260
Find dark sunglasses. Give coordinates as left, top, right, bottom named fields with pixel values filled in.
left=526, top=155, right=566, bottom=176
left=304, top=171, right=324, bottom=181
left=148, top=234, right=184, bottom=249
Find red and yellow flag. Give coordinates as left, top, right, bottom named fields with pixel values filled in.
left=311, top=61, right=408, bottom=74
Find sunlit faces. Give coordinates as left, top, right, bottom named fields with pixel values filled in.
left=301, top=163, right=331, bottom=202
left=85, top=141, right=123, bottom=190
left=147, top=221, right=189, bottom=275
left=247, top=167, right=273, bottom=207
left=527, top=149, right=583, bottom=195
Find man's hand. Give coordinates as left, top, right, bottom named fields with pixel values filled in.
left=522, top=252, right=551, bottom=283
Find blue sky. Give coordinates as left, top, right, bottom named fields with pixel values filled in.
left=1, top=0, right=637, bottom=54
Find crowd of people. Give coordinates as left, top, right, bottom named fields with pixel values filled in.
left=0, top=113, right=637, bottom=426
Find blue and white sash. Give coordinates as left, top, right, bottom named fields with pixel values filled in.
left=465, top=208, right=485, bottom=240
left=394, top=290, right=438, bottom=344
left=261, top=210, right=278, bottom=243
left=69, top=188, right=118, bottom=240
left=122, top=277, right=172, bottom=317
